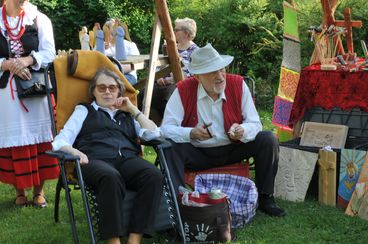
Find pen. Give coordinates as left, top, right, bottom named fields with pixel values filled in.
left=203, top=122, right=213, bottom=138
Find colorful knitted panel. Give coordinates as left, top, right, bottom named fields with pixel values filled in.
left=278, top=66, right=300, bottom=101
left=272, top=96, right=293, bottom=127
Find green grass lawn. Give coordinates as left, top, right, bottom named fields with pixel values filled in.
left=1, top=109, right=368, bottom=243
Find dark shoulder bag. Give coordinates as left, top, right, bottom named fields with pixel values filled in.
left=15, top=69, right=48, bottom=98
left=12, top=17, right=49, bottom=99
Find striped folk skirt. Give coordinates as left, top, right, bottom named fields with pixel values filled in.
left=0, top=142, right=59, bottom=189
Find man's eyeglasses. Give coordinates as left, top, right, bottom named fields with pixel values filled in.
left=96, top=84, right=119, bottom=93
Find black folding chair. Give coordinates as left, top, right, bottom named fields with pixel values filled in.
left=45, top=50, right=186, bottom=243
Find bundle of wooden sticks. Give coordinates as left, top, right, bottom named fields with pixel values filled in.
left=309, top=25, right=346, bottom=65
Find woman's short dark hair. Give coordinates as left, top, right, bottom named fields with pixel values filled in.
left=88, top=68, right=126, bottom=100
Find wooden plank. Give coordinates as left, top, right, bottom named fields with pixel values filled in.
left=134, top=65, right=172, bottom=90
left=120, top=54, right=169, bottom=68
left=141, top=13, right=162, bottom=117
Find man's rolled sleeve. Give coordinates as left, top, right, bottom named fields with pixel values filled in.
left=239, top=82, right=263, bottom=143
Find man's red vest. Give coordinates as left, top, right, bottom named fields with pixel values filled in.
left=177, top=74, right=243, bottom=133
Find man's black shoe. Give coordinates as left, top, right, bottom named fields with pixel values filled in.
left=258, top=195, right=286, bottom=217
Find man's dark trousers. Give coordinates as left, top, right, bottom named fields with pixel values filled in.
left=163, top=131, right=279, bottom=195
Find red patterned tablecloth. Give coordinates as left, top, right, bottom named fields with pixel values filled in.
left=289, top=65, right=368, bottom=127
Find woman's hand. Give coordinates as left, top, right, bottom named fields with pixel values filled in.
left=8, top=57, right=32, bottom=80
left=115, top=96, right=136, bottom=113
left=104, top=41, right=112, bottom=50
left=157, top=77, right=175, bottom=86
left=78, top=151, right=89, bottom=165
left=59, top=146, right=89, bottom=165
left=157, top=78, right=165, bottom=86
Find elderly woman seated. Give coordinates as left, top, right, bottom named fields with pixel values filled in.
left=52, top=68, right=163, bottom=244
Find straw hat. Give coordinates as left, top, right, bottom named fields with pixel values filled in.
left=187, top=43, right=234, bottom=75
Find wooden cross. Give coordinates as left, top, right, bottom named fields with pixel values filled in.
left=335, top=8, right=363, bottom=54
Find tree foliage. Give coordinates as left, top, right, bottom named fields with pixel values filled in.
left=169, top=0, right=285, bottom=106
left=31, top=0, right=368, bottom=108
left=169, top=0, right=368, bottom=107
left=32, top=0, right=155, bottom=53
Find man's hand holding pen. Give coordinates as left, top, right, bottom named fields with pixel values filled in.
left=190, top=122, right=213, bottom=140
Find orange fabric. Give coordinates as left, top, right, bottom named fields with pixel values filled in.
left=53, top=50, right=137, bottom=132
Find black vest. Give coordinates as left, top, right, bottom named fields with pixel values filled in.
left=73, top=104, right=141, bottom=160
left=0, top=22, right=39, bottom=88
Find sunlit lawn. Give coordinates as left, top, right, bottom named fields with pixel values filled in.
left=1, top=109, right=368, bottom=243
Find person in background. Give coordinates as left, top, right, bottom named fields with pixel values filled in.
left=0, top=0, right=59, bottom=207
left=104, top=19, right=140, bottom=85
left=161, top=43, right=286, bottom=217
left=138, top=17, right=198, bottom=125
left=52, top=68, right=163, bottom=244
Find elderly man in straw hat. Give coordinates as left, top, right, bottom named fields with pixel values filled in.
left=161, top=44, right=286, bottom=217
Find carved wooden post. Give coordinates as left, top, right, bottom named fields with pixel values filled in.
left=318, top=149, right=337, bottom=207
left=155, top=0, right=184, bottom=83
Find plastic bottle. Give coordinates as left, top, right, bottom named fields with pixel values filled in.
left=209, top=188, right=225, bottom=199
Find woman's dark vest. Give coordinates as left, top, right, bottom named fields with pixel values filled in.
left=73, top=104, right=141, bottom=160
left=0, top=20, right=39, bottom=88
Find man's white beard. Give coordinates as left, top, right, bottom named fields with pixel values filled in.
left=213, top=79, right=226, bottom=94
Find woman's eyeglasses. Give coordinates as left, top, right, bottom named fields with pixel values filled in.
left=174, top=28, right=185, bottom=32
left=96, top=84, right=119, bottom=93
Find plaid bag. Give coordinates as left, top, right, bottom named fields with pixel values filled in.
left=194, top=174, right=258, bottom=228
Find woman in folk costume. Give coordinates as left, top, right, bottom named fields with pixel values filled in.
left=0, top=0, right=59, bottom=207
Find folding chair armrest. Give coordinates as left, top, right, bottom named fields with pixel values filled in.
left=140, top=138, right=171, bottom=149
left=140, top=138, right=164, bottom=146
left=46, top=150, right=80, bottom=161
left=154, top=139, right=172, bottom=150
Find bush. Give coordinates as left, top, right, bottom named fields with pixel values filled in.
left=32, top=0, right=368, bottom=109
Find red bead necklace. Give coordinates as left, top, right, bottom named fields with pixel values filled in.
left=2, top=4, right=25, bottom=40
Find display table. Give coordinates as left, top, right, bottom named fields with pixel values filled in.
left=120, top=54, right=169, bottom=71
left=289, top=64, right=368, bottom=127
left=120, top=54, right=171, bottom=117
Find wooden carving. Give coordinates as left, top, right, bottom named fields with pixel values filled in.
left=274, top=147, right=318, bottom=202
left=318, top=149, right=337, bottom=207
